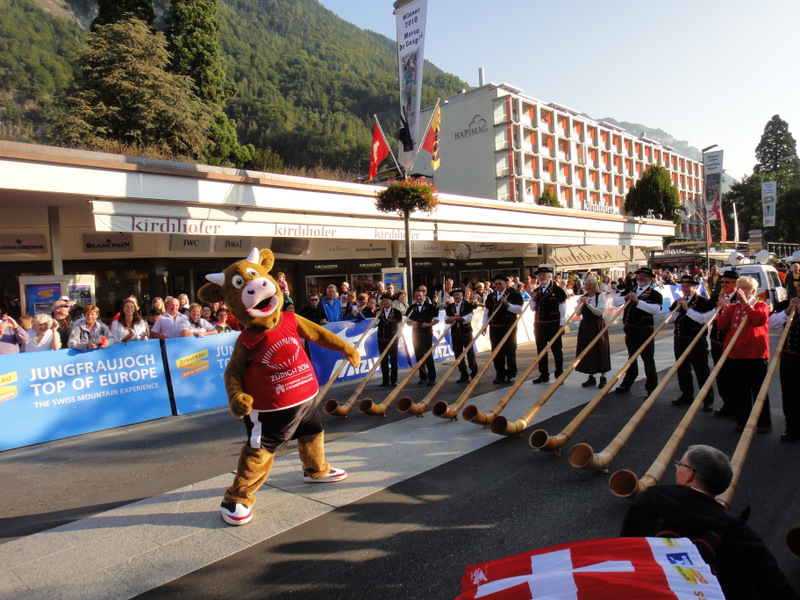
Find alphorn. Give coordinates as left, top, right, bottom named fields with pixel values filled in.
left=607, top=313, right=749, bottom=498
left=533, top=304, right=700, bottom=454
left=397, top=300, right=506, bottom=416
left=461, top=302, right=584, bottom=426
left=315, top=313, right=380, bottom=406
left=489, top=300, right=632, bottom=436
left=569, top=306, right=720, bottom=472
left=359, top=323, right=454, bottom=416
left=431, top=298, right=534, bottom=420
left=716, top=307, right=795, bottom=509
left=323, top=322, right=407, bottom=417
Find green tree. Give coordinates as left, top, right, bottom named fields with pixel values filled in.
left=754, top=115, right=800, bottom=180
left=624, top=165, right=680, bottom=221
left=92, top=0, right=155, bottom=29
left=538, top=188, right=561, bottom=207
left=50, top=17, right=212, bottom=160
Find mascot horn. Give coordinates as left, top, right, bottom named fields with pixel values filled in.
left=198, top=248, right=360, bottom=525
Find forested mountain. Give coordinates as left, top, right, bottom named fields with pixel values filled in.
left=0, top=0, right=467, bottom=172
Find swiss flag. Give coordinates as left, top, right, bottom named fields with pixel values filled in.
left=369, top=123, right=390, bottom=181
left=456, top=537, right=724, bottom=600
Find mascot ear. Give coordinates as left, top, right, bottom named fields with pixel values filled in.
left=259, top=248, right=275, bottom=272
left=198, top=282, right=225, bottom=304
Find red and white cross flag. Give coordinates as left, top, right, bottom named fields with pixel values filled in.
left=456, top=537, right=725, bottom=600
left=368, top=122, right=390, bottom=181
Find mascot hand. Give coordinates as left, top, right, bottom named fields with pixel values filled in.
left=229, top=392, right=254, bottom=419
left=345, top=345, right=360, bottom=368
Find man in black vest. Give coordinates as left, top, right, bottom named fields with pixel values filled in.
left=376, top=293, right=403, bottom=387
left=770, top=278, right=800, bottom=441
left=613, top=266, right=663, bottom=397
left=670, top=275, right=716, bottom=410
left=444, top=287, right=478, bottom=383
left=709, top=270, right=739, bottom=416
left=530, top=266, right=568, bottom=384
left=485, top=275, right=524, bottom=384
left=405, top=289, right=439, bottom=385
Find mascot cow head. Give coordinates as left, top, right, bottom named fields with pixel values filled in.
left=198, top=248, right=283, bottom=331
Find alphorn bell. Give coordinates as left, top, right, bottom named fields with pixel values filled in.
left=397, top=300, right=506, bottom=416
left=607, top=313, right=750, bottom=499
left=489, top=300, right=630, bottom=436
left=315, top=313, right=380, bottom=406
left=461, top=302, right=584, bottom=426
left=323, top=322, right=407, bottom=417
left=359, top=323, right=454, bottom=416
left=716, top=307, right=795, bottom=509
left=432, top=298, right=534, bottom=420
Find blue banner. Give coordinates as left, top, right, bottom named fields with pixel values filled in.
left=164, top=332, right=239, bottom=415
left=0, top=340, right=171, bottom=451
left=309, top=314, right=455, bottom=384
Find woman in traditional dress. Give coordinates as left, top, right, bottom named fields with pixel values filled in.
left=574, top=277, right=611, bottom=388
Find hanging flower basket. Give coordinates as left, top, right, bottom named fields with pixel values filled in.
left=374, top=177, right=439, bottom=218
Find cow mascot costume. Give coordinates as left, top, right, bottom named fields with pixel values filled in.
left=199, top=248, right=360, bottom=525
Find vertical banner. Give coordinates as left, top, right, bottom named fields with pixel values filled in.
left=703, top=150, right=724, bottom=221
left=394, top=0, right=428, bottom=172
left=761, top=181, right=777, bottom=227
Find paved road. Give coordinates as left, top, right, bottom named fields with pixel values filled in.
left=2, top=318, right=799, bottom=599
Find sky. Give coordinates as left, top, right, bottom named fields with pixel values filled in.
left=316, top=0, right=800, bottom=181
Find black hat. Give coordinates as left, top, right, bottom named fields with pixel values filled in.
left=720, top=270, right=739, bottom=280
left=536, top=266, right=553, bottom=275
left=380, top=293, right=393, bottom=301
left=451, top=287, right=463, bottom=294
left=635, top=267, right=655, bottom=277
left=493, top=274, right=508, bottom=282
left=680, top=275, right=698, bottom=285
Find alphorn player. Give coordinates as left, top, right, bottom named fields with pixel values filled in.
left=670, top=275, right=716, bottom=411
left=530, top=266, right=567, bottom=384
left=376, top=293, right=404, bottom=388
left=405, top=289, right=439, bottom=386
left=716, top=275, right=771, bottom=433
left=709, top=270, right=739, bottom=417
left=613, top=266, right=663, bottom=398
left=444, top=287, right=478, bottom=383
left=485, top=275, right=524, bottom=385
left=620, top=445, right=798, bottom=600
left=769, top=278, right=800, bottom=441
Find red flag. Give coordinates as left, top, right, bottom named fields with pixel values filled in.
left=421, top=105, right=441, bottom=170
left=369, top=123, right=390, bottom=181
left=456, top=537, right=725, bottom=600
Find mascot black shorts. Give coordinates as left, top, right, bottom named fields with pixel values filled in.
left=244, top=398, right=323, bottom=453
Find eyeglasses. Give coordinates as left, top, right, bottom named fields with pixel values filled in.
left=673, top=460, right=695, bottom=472
left=54, top=304, right=69, bottom=309
left=309, top=298, right=319, bottom=302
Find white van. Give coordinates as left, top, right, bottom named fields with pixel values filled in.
left=729, top=264, right=787, bottom=310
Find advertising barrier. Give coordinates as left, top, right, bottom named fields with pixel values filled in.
left=164, top=332, right=239, bottom=415
left=0, top=340, right=171, bottom=451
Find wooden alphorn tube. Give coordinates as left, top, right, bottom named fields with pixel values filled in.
left=315, top=314, right=380, bottom=406
left=323, top=323, right=406, bottom=417
left=461, top=302, right=584, bottom=426
left=607, top=314, right=749, bottom=498
left=716, top=307, right=795, bottom=509
left=431, top=299, right=534, bottom=420
left=531, top=305, right=697, bottom=453
left=359, top=323, right=454, bottom=416
left=398, top=301, right=505, bottom=416
left=489, top=301, right=632, bottom=436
